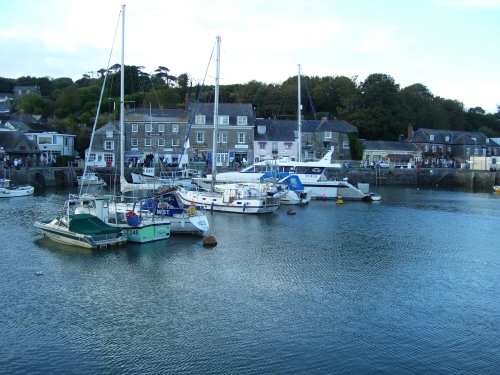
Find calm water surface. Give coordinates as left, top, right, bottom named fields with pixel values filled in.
left=0, top=186, right=499, bottom=374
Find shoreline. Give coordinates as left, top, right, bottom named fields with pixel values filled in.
left=5, top=166, right=500, bottom=191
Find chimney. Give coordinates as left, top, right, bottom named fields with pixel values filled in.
left=407, top=124, right=414, bottom=140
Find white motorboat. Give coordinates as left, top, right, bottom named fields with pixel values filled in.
left=76, top=172, right=106, bottom=186
left=0, top=178, right=34, bottom=198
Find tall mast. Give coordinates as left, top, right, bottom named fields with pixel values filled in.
left=211, top=35, right=221, bottom=187
left=119, top=4, right=125, bottom=181
left=297, top=64, right=302, bottom=162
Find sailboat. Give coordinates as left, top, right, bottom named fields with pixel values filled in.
left=71, top=4, right=171, bottom=243
left=175, top=36, right=280, bottom=214
left=109, top=5, right=208, bottom=235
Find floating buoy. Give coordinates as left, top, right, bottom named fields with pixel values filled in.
left=287, top=208, right=296, bottom=215
left=336, top=195, right=344, bottom=205
left=203, top=235, right=217, bottom=247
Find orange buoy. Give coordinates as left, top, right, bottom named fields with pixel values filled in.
left=203, top=235, right=217, bottom=247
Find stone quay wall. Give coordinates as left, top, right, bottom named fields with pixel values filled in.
left=5, top=167, right=500, bottom=191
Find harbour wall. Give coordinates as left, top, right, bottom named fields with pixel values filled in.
left=5, top=167, right=500, bottom=191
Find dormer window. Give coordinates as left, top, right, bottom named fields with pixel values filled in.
left=237, top=116, right=247, bottom=125
left=195, top=115, right=206, bottom=125
left=325, top=131, right=332, bottom=139
left=445, top=135, right=449, bottom=142
left=430, top=134, right=435, bottom=141
left=218, top=116, right=229, bottom=125
left=257, top=125, right=266, bottom=134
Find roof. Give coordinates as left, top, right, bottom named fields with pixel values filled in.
left=126, top=108, right=188, bottom=122
left=254, top=118, right=358, bottom=142
left=0, top=130, right=39, bottom=153
left=3, top=120, right=32, bottom=132
left=191, top=103, right=255, bottom=125
left=363, top=140, right=421, bottom=152
left=410, top=128, right=496, bottom=146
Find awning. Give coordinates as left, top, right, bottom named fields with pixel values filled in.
left=125, top=151, right=143, bottom=157
left=387, top=153, right=413, bottom=159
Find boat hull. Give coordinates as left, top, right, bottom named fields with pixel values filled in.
left=34, top=220, right=127, bottom=249
left=176, top=189, right=279, bottom=214
left=0, top=185, right=34, bottom=198
left=121, top=222, right=170, bottom=243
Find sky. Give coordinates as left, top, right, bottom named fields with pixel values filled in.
left=1, top=0, right=499, bottom=113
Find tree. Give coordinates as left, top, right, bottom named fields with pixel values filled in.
left=17, top=93, right=47, bottom=116
left=154, top=66, right=177, bottom=87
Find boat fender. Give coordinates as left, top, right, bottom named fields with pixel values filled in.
left=187, top=205, right=196, bottom=216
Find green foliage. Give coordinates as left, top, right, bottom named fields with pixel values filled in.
left=5, top=65, right=499, bottom=141
left=18, top=93, right=47, bottom=116
left=55, top=155, right=74, bottom=167
left=348, top=132, right=364, bottom=160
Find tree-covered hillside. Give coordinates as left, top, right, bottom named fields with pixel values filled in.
left=1, top=67, right=499, bottom=156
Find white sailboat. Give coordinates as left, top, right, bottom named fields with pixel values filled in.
left=176, top=36, right=280, bottom=214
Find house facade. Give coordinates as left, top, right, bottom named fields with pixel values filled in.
left=124, top=109, right=189, bottom=167
left=189, top=103, right=255, bottom=168
left=407, top=126, right=499, bottom=167
left=253, top=118, right=358, bottom=163
left=362, top=140, right=422, bottom=168
left=84, top=121, right=120, bottom=168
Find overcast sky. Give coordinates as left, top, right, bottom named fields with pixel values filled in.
left=1, top=0, right=499, bottom=113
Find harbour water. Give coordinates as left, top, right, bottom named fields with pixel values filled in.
left=1, top=186, right=498, bottom=374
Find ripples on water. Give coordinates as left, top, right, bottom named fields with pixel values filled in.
left=0, top=186, right=499, bottom=374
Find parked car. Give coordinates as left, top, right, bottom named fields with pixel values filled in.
left=377, top=161, right=390, bottom=168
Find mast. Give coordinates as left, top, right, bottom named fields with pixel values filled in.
left=297, top=64, right=302, bottom=162
left=119, top=4, right=125, bottom=182
left=211, top=35, right=221, bottom=188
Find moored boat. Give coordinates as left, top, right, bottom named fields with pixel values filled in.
left=34, top=210, right=127, bottom=249
left=0, top=178, right=34, bottom=198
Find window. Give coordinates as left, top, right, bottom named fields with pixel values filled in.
left=132, top=123, right=139, bottom=132
left=131, top=138, right=138, bottom=147
left=172, top=124, right=179, bottom=133
left=237, top=132, right=245, bottom=144
left=158, top=138, right=165, bottom=147
left=145, top=138, right=151, bottom=147
left=272, top=142, right=278, bottom=152
left=104, top=140, right=114, bottom=150
left=106, top=131, right=113, bottom=138
left=445, top=135, right=450, bottom=142
left=285, top=143, right=292, bottom=150
left=88, top=153, right=96, bottom=162
left=195, top=115, right=206, bottom=125
left=430, top=134, right=435, bottom=141
left=343, top=141, right=349, bottom=149
left=158, top=123, right=165, bottom=133
left=218, top=116, right=229, bottom=125
left=259, top=143, right=266, bottom=150
left=172, top=139, right=179, bottom=146
left=196, top=132, right=205, bottom=143
left=237, top=116, right=247, bottom=125
left=216, top=149, right=229, bottom=165
left=145, top=123, right=152, bottom=133
left=217, top=132, right=227, bottom=144
left=104, top=154, right=113, bottom=163
left=325, top=131, right=332, bottom=139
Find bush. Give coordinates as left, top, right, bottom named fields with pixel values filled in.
left=55, top=155, right=74, bottom=167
